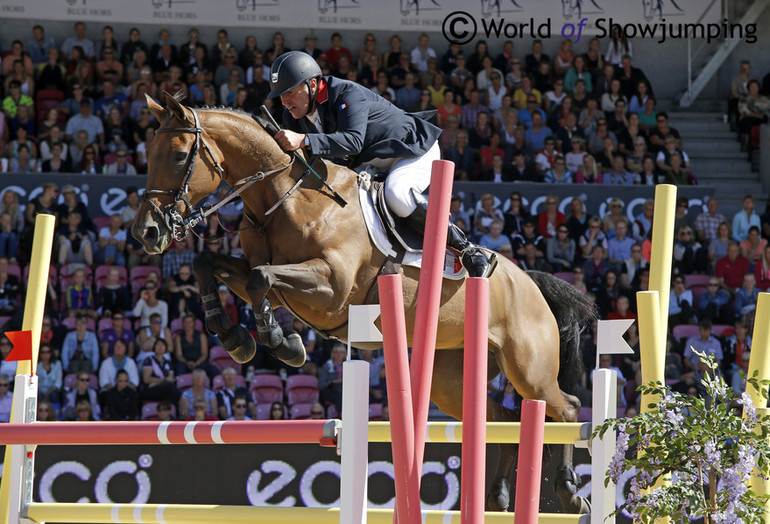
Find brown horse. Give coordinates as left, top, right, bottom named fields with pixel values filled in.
left=132, top=93, right=594, bottom=513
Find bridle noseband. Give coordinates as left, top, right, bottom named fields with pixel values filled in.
left=143, top=110, right=225, bottom=242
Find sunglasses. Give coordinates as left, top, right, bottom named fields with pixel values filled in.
left=0, top=383, right=9, bottom=387
left=78, top=378, right=90, bottom=382
left=77, top=408, right=90, bottom=413
left=311, top=411, right=324, bottom=415
left=234, top=404, right=247, bottom=408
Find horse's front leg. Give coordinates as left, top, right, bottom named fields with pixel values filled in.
left=246, top=259, right=334, bottom=368
left=193, top=250, right=257, bottom=364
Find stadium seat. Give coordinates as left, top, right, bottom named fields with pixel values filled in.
left=61, top=316, right=96, bottom=332
left=59, top=264, right=93, bottom=291
left=711, top=325, right=735, bottom=337
left=130, top=265, right=161, bottom=300
left=249, top=374, right=284, bottom=405
left=289, top=403, right=313, bottom=420
left=97, top=317, right=113, bottom=336
left=672, top=324, right=700, bottom=342
left=176, top=373, right=194, bottom=392
left=7, top=263, right=21, bottom=280
left=35, top=89, right=64, bottom=105
left=285, top=375, right=319, bottom=406
left=92, top=216, right=112, bottom=232
left=326, top=404, right=337, bottom=419
left=684, top=274, right=709, bottom=288
left=553, top=271, right=574, bottom=284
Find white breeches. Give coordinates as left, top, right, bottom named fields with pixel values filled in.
left=359, top=142, right=441, bottom=218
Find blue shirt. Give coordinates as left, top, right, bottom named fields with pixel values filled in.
left=732, top=210, right=761, bottom=242
left=524, top=125, right=552, bottom=151
left=683, top=335, right=723, bottom=368
left=607, top=235, right=635, bottom=263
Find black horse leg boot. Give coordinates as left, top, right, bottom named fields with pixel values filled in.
left=407, top=196, right=498, bottom=279
left=254, top=298, right=307, bottom=367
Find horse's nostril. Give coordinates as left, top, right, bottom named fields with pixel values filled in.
left=144, top=225, right=159, bottom=244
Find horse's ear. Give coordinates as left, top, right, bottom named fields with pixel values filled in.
left=145, top=94, right=165, bottom=122
left=163, top=91, right=190, bottom=123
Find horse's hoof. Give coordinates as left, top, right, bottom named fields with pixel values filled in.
left=221, top=325, right=257, bottom=364
left=268, top=332, right=306, bottom=368
left=555, top=465, right=589, bottom=514
left=486, top=478, right=510, bottom=511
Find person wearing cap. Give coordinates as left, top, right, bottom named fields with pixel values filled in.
left=268, top=50, right=497, bottom=278
left=302, top=33, right=323, bottom=60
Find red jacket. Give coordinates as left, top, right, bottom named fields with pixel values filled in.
left=715, top=255, right=749, bottom=289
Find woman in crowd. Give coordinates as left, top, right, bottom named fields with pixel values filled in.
left=673, top=226, right=707, bottom=275
left=140, top=338, right=180, bottom=404
left=36, top=343, right=62, bottom=404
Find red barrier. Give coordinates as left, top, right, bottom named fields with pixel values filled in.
left=378, top=274, right=421, bottom=524
left=0, top=420, right=333, bottom=446
left=513, top=399, right=547, bottom=524
left=410, top=160, right=454, bottom=486
left=461, top=277, right=489, bottom=524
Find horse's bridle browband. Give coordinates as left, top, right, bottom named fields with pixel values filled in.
left=143, top=108, right=293, bottom=242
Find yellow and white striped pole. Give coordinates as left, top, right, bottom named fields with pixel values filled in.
left=746, top=293, right=770, bottom=518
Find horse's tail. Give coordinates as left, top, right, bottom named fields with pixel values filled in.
left=526, top=270, right=597, bottom=395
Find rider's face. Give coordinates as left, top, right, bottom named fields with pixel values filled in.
left=281, top=80, right=316, bottom=119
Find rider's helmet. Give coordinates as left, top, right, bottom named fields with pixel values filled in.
left=267, top=51, right=323, bottom=105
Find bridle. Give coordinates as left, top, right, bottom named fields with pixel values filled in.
left=143, top=108, right=292, bottom=242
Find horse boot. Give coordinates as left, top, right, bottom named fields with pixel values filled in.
left=555, top=465, right=591, bottom=514
left=254, top=298, right=307, bottom=367
left=407, top=196, right=498, bottom=279
left=201, top=281, right=256, bottom=364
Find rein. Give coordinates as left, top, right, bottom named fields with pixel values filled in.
left=143, top=108, right=295, bottom=242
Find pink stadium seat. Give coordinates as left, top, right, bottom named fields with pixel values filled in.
left=59, top=264, right=93, bottom=293
left=97, top=317, right=113, bottom=336
left=290, top=403, right=313, bottom=420
left=176, top=373, right=194, bottom=392
left=61, top=316, right=96, bottom=332
left=672, top=324, right=700, bottom=342
left=326, top=404, right=338, bottom=419
left=91, top=216, right=112, bottom=232
left=249, top=374, right=284, bottom=405
left=7, top=263, right=21, bottom=280
left=711, top=325, right=735, bottom=337
left=684, top=274, right=709, bottom=289
left=286, top=375, right=319, bottom=406
left=170, top=317, right=204, bottom=336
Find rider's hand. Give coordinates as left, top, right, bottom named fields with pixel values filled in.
left=275, top=130, right=306, bottom=152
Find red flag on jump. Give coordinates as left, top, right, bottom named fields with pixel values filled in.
left=5, top=330, right=33, bottom=362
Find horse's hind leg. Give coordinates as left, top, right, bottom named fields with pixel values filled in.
left=430, top=351, right=518, bottom=512
left=193, top=250, right=257, bottom=364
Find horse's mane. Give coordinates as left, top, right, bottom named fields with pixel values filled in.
left=164, top=90, right=279, bottom=137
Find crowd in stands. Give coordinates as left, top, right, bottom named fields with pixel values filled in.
left=0, top=22, right=768, bottom=425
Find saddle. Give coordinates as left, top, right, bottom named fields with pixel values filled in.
left=357, top=172, right=465, bottom=279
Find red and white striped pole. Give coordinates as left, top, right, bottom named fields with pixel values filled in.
left=461, top=277, right=489, bottom=524
left=409, top=159, right=454, bottom=485
left=513, top=399, right=547, bottom=524
left=378, top=274, right=420, bottom=524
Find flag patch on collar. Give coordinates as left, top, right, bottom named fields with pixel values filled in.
left=339, top=103, right=349, bottom=110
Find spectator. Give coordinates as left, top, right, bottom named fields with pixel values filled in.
left=607, top=295, right=636, bottom=321
left=602, top=154, right=634, bottom=185
left=226, top=394, right=252, bottom=421
left=755, top=244, right=770, bottom=291
left=546, top=224, right=575, bottom=271
left=583, top=245, right=612, bottom=293
left=120, top=27, right=149, bottom=66
left=102, top=369, right=139, bottom=421
left=36, top=343, right=62, bottom=404
left=664, top=152, right=695, bottom=186
left=0, top=256, right=19, bottom=315
left=133, top=282, right=169, bottom=329
left=64, top=100, right=104, bottom=149
left=100, top=311, right=136, bottom=360
left=156, top=399, right=174, bottom=421
left=36, top=400, right=57, bottom=422
left=137, top=312, right=173, bottom=356
left=63, top=268, right=95, bottom=318
left=533, top=136, right=561, bottom=176
left=695, top=198, right=727, bottom=245
left=737, top=79, right=769, bottom=152
left=724, top=320, right=751, bottom=372
left=544, top=156, right=573, bottom=184
left=319, top=342, right=346, bottom=416
left=479, top=221, right=509, bottom=252
left=95, top=214, right=127, bottom=266
left=579, top=216, right=608, bottom=260
left=474, top=193, right=504, bottom=236
left=621, top=243, right=647, bottom=288
left=716, top=241, right=749, bottom=290
left=324, top=32, right=353, bottom=71
left=217, top=367, right=252, bottom=420
left=179, top=369, right=217, bottom=419
left=61, top=315, right=99, bottom=374
left=174, top=313, right=217, bottom=379
left=673, top=226, right=707, bottom=275
left=708, top=222, right=732, bottom=266
left=512, top=218, right=545, bottom=260
left=99, top=338, right=139, bottom=391
left=648, top=111, right=681, bottom=154
left=410, top=33, right=436, bottom=73
left=2, top=80, right=34, bottom=120
left=607, top=220, right=635, bottom=270
left=121, top=187, right=140, bottom=229
left=698, top=278, right=733, bottom=325
left=167, top=262, right=201, bottom=318
left=162, top=240, right=196, bottom=279
left=734, top=272, right=760, bottom=321
left=139, top=339, right=180, bottom=404
left=61, top=21, right=95, bottom=59
left=683, top=320, right=723, bottom=372
left=741, top=226, right=766, bottom=269
left=268, top=400, right=287, bottom=420
left=96, top=267, right=132, bottom=317
left=508, top=147, right=539, bottom=182
left=730, top=351, right=752, bottom=395
left=62, top=373, right=101, bottom=420
left=669, top=276, right=695, bottom=326
left=732, top=195, right=761, bottom=243
left=28, top=25, right=57, bottom=66
left=187, top=396, right=218, bottom=421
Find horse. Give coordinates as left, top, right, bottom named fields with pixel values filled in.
left=560, top=0, right=603, bottom=19
left=132, top=92, right=595, bottom=513
left=641, top=0, right=684, bottom=21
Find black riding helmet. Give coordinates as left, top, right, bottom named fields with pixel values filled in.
left=267, top=51, right=322, bottom=106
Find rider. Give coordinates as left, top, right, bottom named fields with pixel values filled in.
left=267, top=50, right=497, bottom=278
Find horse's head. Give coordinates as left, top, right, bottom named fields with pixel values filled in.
left=133, top=93, right=224, bottom=254
left=561, top=0, right=573, bottom=19
left=641, top=0, right=656, bottom=20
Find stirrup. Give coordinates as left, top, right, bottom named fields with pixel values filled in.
left=461, top=247, right=498, bottom=279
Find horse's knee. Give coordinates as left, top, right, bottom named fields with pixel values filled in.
left=246, top=266, right=271, bottom=299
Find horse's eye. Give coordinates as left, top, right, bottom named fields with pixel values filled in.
left=174, top=151, right=188, bottom=165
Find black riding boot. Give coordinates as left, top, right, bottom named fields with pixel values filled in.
left=407, top=200, right=497, bottom=278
